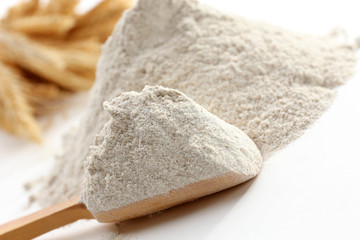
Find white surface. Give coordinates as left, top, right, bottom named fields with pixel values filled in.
left=0, top=0, right=360, bottom=239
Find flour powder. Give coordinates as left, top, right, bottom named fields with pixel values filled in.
left=34, top=0, right=357, bottom=207
left=81, top=86, right=262, bottom=213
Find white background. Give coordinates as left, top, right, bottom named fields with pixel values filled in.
left=0, top=0, right=359, bottom=239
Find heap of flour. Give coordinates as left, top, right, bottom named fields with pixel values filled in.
left=34, top=0, right=357, bottom=207
left=81, top=86, right=262, bottom=213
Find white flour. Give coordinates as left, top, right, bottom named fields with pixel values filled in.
left=34, top=0, right=357, bottom=208
left=81, top=86, right=262, bottom=213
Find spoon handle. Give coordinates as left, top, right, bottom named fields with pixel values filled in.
left=0, top=195, right=93, bottom=240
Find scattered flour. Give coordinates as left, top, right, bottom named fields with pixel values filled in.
left=81, top=86, right=262, bottom=213
left=34, top=0, right=357, bottom=208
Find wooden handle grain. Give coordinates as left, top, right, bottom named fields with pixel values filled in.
left=0, top=196, right=94, bottom=240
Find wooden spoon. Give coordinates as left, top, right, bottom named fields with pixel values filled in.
left=0, top=171, right=249, bottom=240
